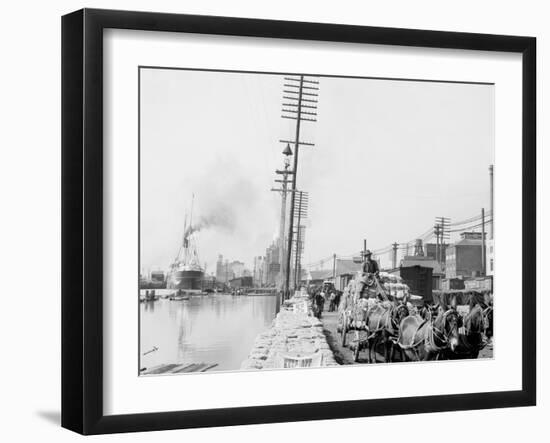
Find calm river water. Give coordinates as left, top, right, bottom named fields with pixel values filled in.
left=140, top=294, right=277, bottom=373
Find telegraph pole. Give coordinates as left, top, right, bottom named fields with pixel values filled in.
left=435, top=217, right=451, bottom=264
left=489, top=165, right=494, bottom=240
left=271, top=144, right=293, bottom=290
left=332, top=253, right=337, bottom=282
left=281, top=75, right=319, bottom=299
left=292, top=191, right=308, bottom=289
left=481, top=208, right=486, bottom=276
left=434, top=224, right=441, bottom=264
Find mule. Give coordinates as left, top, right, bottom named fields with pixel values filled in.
left=419, top=303, right=441, bottom=322
left=397, top=308, right=460, bottom=361
left=383, top=303, right=409, bottom=362
left=483, top=305, right=493, bottom=339
left=445, top=303, right=490, bottom=359
left=364, top=302, right=409, bottom=363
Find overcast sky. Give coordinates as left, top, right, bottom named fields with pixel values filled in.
left=140, top=68, right=494, bottom=274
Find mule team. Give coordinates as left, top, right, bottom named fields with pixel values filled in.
left=313, top=250, right=493, bottom=363
left=337, top=281, right=492, bottom=363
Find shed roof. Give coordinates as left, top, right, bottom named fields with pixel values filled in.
left=401, top=257, right=443, bottom=274
left=308, top=269, right=333, bottom=281
left=335, top=259, right=362, bottom=275
left=454, top=238, right=483, bottom=247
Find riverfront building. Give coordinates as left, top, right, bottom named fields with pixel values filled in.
left=253, top=256, right=266, bottom=287
left=263, top=242, right=280, bottom=287
left=424, top=242, right=448, bottom=264
left=215, top=255, right=225, bottom=282
left=445, top=232, right=484, bottom=279
left=229, top=260, right=246, bottom=278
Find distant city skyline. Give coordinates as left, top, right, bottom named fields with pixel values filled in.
left=140, top=68, right=494, bottom=275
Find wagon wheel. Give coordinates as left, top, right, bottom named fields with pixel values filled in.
left=340, top=312, right=347, bottom=347
left=353, top=331, right=361, bottom=362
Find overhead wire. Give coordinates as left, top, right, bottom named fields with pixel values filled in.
left=303, top=210, right=493, bottom=269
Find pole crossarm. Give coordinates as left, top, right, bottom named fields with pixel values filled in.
left=271, top=188, right=302, bottom=193
left=282, top=103, right=318, bottom=109
left=282, top=115, right=317, bottom=122
left=279, top=139, right=315, bottom=147
left=282, top=96, right=318, bottom=103
left=283, top=91, right=318, bottom=98
left=284, top=77, right=319, bottom=84
left=283, top=83, right=319, bottom=90
left=282, top=109, right=318, bottom=116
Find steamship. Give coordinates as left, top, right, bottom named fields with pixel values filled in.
left=167, top=198, right=205, bottom=290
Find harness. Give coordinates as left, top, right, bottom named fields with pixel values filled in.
left=398, top=309, right=458, bottom=359
left=368, top=303, right=408, bottom=341
left=458, top=305, right=489, bottom=353
left=482, top=306, right=493, bottom=329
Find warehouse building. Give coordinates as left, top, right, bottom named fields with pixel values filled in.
left=445, top=231, right=484, bottom=279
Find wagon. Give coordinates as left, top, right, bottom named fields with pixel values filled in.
left=348, top=328, right=372, bottom=362
left=337, top=272, right=414, bottom=362
left=338, top=302, right=369, bottom=360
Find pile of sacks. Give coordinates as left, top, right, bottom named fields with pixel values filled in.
left=241, top=306, right=338, bottom=370
left=344, top=271, right=411, bottom=301
left=378, top=272, right=410, bottom=300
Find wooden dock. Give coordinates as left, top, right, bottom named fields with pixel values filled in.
left=140, top=362, right=218, bottom=375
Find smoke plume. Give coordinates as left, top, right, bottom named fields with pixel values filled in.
left=184, top=204, right=236, bottom=238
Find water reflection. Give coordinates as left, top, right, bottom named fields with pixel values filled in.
left=140, top=294, right=277, bottom=373
left=143, top=300, right=155, bottom=313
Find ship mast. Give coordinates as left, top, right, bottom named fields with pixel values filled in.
left=189, top=193, right=194, bottom=232
left=188, top=194, right=195, bottom=262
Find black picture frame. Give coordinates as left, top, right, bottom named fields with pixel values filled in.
left=62, top=8, right=536, bottom=435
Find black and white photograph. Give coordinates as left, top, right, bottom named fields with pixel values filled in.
left=0, top=0, right=544, bottom=439
left=138, top=67, right=495, bottom=375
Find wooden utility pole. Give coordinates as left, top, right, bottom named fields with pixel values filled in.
left=292, top=191, right=308, bottom=289
left=332, top=253, right=337, bottom=282
left=489, top=165, right=494, bottom=240
left=434, top=224, right=441, bottom=264
left=435, top=217, right=451, bottom=264
left=481, top=208, right=486, bottom=276
left=271, top=148, right=293, bottom=290
left=281, top=75, right=318, bottom=299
